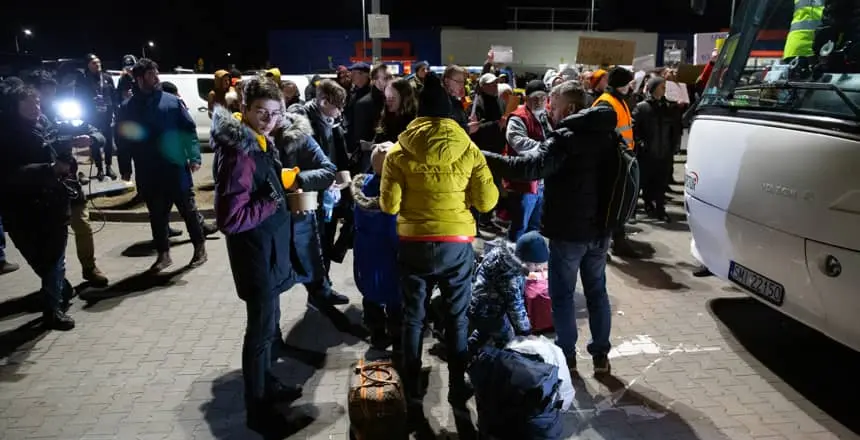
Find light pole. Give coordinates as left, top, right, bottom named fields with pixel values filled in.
left=142, top=41, right=155, bottom=58
left=15, top=28, right=33, bottom=54
left=361, top=0, right=367, bottom=61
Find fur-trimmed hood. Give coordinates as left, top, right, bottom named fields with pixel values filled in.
left=210, top=105, right=315, bottom=155
left=350, top=174, right=379, bottom=211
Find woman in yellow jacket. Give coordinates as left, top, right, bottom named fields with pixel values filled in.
left=379, top=73, right=499, bottom=417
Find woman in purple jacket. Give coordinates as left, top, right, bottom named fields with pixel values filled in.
left=211, top=77, right=335, bottom=435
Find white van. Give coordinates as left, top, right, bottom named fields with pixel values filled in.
left=109, top=71, right=331, bottom=146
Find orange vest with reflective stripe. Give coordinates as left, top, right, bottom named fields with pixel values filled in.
left=591, top=92, right=634, bottom=150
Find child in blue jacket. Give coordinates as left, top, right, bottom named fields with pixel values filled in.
left=468, top=231, right=549, bottom=352
left=352, top=145, right=401, bottom=352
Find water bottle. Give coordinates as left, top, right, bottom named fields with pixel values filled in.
left=323, top=189, right=339, bottom=223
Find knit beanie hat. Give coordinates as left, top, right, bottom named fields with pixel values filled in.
left=515, top=231, right=549, bottom=264
left=417, top=73, right=452, bottom=118
left=607, top=67, right=635, bottom=89
left=646, top=76, right=666, bottom=96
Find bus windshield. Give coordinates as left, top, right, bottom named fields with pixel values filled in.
left=697, top=0, right=860, bottom=120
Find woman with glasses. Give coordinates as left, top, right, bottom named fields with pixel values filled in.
left=211, top=76, right=335, bottom=436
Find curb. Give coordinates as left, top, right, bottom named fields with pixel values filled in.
left=90, top=207, right=216, bottom=223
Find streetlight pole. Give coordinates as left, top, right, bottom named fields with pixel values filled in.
left=361, top=0, right=367, bottom=62
left=142, top=41, right=155, bottom=58
left=371, top=0, right=381, bottom=63
left=15, top=29, right=32, bottom=54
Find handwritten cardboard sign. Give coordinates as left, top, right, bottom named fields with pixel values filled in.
left=576, top=37, right=637, bottom=66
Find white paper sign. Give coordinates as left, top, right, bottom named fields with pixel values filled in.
left=694, top=32, right=729, bottom=64
left=632, top=54, right=656, bottom=72
left=491, top=45, right=514, bottom=64
left=367, top=14, right=390, bottom=39
left=665, top=81, right=690, bottom=104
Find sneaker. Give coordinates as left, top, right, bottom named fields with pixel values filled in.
left=43, top=310, right=75, bottom=331
left=0, top=260, right=20, bottom=275
left=105, top=166, right=117, bottom=180
left=82, top=266, right=109, bottom=287
left=188, top=245, right=207, bottom=268
left=593, top=354, right=611, bottom=375
left=327, top=290, right=350, bottom=305
left=201, top=222, right=219, bottom=236
left=149, top=253, right=173, bottom=273
left=168, top=227, right=183, bottom=238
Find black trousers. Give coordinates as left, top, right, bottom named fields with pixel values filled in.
left=145, top=189, right=204, bottom=253
left=641, top=153, right=674, bottom=211
left=91, top=121, right=114, bottom=167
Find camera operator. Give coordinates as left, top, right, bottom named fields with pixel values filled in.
left=29, top=71, right=111, bottom=287
left=0, top=78, right=104, bottom=330
left=75, top=53, right=117, bottom=181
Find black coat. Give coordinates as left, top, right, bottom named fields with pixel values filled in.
left=470, top=92, right=506, bottom=154
left=288, top=101, right=351, bottom=172
left=482, top=106, right=618, bottom=242
left=633, top=97, right=683, bottom=158
left=349, top=87, right=385, bottom=173
left=76, top=70, right=117, bottom=127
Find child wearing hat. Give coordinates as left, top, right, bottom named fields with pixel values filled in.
left=351, top=145, right=402, bottom=353
left=468, top=231, right=549, bottom=352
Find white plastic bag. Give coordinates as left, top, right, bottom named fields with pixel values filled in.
left=507, top=335, right=575, bottom=411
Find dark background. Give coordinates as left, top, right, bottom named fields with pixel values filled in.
left=1, top=0, right=739, bottom=69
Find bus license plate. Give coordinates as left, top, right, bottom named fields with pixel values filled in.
left=728, top=261, right=785, bottom=306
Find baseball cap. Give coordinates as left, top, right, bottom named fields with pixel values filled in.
left=524, top=79, right=548, bottom=97
left=122, top=54, right=137, bottom=69
left=349, top=62, right=370, bottom=72
left=479, top=73, right=499, bottom=86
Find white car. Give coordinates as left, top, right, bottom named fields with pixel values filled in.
left=686, top=0, right=860, bottom=351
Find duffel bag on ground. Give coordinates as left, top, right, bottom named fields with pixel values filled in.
left=347, top=360, right=407, bottom=440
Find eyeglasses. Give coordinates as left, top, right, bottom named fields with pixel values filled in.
left=253, top=108, right=284, bottom=120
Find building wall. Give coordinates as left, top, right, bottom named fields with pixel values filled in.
left=268, top=29, right=441, bottom=74
left=439, top=29, right=660, bottom=68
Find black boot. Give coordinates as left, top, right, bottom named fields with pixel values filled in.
left=94, top=164, right=105, bottom=182
left=105, top=165, right=117, bottom=180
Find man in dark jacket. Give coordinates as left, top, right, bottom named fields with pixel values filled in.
left=343, top=62, right=371, bottom=161
left=0, top=79, right=99, bottom=330
left=633, top=77, right=682, bottom=222
left=469, top=73, right=507, bottom=154
left=481, top=81, right=617, bottom=376
left=348, top=63, right=390, bottom=173
left=116, top=59, right=207, bottom=273
left=287, top=79, right=352, bottom=307
left=76, top=54, right=117, bottom=181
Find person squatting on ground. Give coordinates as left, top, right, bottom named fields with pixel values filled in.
left=351, top=144, right=402, bottom=353
left=468, top=231, right=550, bottom=352
left=211, top=77, right=336, bottom=435
left=379, top=72, right=499, bottom=419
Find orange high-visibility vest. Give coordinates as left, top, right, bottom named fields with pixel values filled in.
left=591, top=92, right=634, bottom=150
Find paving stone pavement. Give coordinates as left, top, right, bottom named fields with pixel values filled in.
left=1, top=194, right=859, bottom=440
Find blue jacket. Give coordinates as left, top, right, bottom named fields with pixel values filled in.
left=116, top=90, right=200, bottom=196
left=470, top=239, right=531, bottom=335
left=351, top=173, right=400, bottom=306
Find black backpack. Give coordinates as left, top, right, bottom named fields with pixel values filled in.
left=599, top=135, right=640, bottom=231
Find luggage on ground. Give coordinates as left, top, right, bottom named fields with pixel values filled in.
left=468, top=346, right=564, bottom=440
left=347, top=360, right=407, bottom=440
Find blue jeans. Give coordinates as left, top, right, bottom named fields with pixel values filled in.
left=399, top=241, right=474, bottom=401
left=507, top=185, right=544, bottom=242
left=0, top=215, right=6, bottom=262
left=468, top=315, right=514, bottom=353
left=242, top=295, right=281, bottom=406
left=548, top=237, right=612, bottom=358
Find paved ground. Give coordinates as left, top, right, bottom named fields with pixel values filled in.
left=1, top=177, right=859, bottom=439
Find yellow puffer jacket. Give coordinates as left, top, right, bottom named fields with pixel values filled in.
left=379, top=117, right=499, bottom=238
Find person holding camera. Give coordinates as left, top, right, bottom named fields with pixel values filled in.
left=0, top=78, right=105, bottom=330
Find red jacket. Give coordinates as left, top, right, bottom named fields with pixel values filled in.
left=502, top=105, right=543, bottom=194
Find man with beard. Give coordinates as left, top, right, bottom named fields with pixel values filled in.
left=76, top=53, right=118, bottom=181
left=115, top=59, right=208, bottom=273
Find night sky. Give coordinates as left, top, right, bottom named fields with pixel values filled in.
left=2, top=0, right=738, bottom=69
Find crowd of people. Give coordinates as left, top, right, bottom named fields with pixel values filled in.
left=0, top=51, right=690, bottom=437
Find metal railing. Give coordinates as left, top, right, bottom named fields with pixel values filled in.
left=508, top=6, right=598, bottom=31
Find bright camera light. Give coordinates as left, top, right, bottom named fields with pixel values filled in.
left=56, top=100, right=83, bottom=122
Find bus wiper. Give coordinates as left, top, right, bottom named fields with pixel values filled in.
left=736, top=81, right=860, bottom=118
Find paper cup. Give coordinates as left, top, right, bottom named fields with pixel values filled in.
left=280, top=167, right=299, bottom=189
left=287, top=191, right=318, bottom=212
left=336, top=171, right=351, bottom=186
